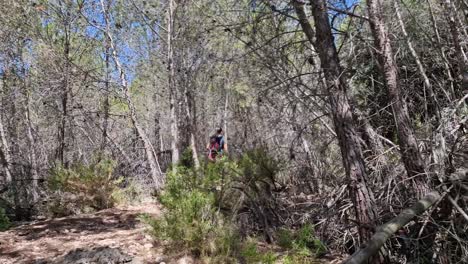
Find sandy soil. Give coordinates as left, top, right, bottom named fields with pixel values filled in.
left=0, top=203, right=162, bottom=264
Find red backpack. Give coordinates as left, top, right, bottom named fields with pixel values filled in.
left=208, top=136, right=220, bottom=161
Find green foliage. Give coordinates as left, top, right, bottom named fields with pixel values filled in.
left=111, top=179, right=144, bottom=205
left=141, top=162, right=239, bottom=261
left=0, top=208, right=11, bottom=231
left=238, top=148, right=280, bottom=183
left=180, top=148, right=195, bottom=168
left=277, top=228, right=294, bottom=249
left=277, top=225, right=326, bottom=261
left=240, top=239, right=277, bottom=264
left=47, top=159, right=120, bottom=216
left=240, top=240, right=259, bottom=262
left=143, top=150, right=303, bottom=262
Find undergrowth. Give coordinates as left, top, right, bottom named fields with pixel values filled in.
left=46, top=159, right=123, bottom=216
left=142, top=149, right=327, bottom=263
left=141, top=161, right=240, bottom=262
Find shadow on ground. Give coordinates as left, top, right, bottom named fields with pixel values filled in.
left=11, top=210, right=139, bottom=241
left=0, top=204, right=160, bottom=264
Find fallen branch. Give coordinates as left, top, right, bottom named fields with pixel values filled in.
left=344, top=191, right=441, bottom=264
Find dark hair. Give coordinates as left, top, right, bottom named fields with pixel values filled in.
left=216, top=127, right=223, bottom=134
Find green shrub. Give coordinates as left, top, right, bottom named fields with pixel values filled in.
left=143, top=149, right=289, bottom=262
left=276, top=224, right=326, bottom=261
left=111, top=179, right=144, bottom=205
left=141, top=163, right=239, bottom=261
left=0, top=208, right=10, bottom=231
left=277, top=229, right=294, bottom=249
left=240, top=239, right=277, bottom=264
left=240, top=240, right=259, bottom=263
left=47, top=159, right=120, bottom=216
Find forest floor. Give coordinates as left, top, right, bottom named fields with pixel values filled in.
left=0, top=202, right=166, bottom=264
left=0, top=202, right=345, bottom=264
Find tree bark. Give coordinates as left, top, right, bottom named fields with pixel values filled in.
left=24, top=85, right=39, bottom=203
left=223, top=87, right=229, bottom=153
left=57, top=11, right=70, bottom=166
left=0, top=112, right=12, bottom=184
left=183, top=85, right=200, bottom=168
left=168, top=0, right=180, bottom=166
left=366, top=0, right=428, bottom=197
left=100, top=0, right=111, bottom=156
left=293, top=0, right=378, bottom=246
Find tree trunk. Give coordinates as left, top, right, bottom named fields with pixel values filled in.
left=223, top=87, right=229, bottom=153
left=57, top=21, right=70, bottom=166
left=100, top=0, right=111, bottom=156
left=24, top=87, right=39, bottom=203
left=168, top=0, right=180, bottom=166
left=366, top=0, right=428, bottom=197
left=293, top=0, right=379, bottom=247
left=0, top=113, right=12, bottom=184
left=183, top=85, right=200, bottom=168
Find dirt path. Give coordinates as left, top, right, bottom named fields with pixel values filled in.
left=0, top=203, right=162, bottom=264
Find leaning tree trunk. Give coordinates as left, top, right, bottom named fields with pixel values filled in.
left=345, top=191, right=442, bottom=264
left=366, top=0, right=428, bottom=197
left=293, top=0, right=379, bottom=250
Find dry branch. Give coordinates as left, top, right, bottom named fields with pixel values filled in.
left=344, top=191, right=441, bottom=264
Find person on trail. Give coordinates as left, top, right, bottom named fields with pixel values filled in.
left=206, top=128, right=227, bottom=161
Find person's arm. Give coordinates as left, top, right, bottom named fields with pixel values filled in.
left=223, top=137, right=228, bottom=154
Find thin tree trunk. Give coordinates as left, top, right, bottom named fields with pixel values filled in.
left=57, top=22, right=70, bottom=166
left=0, top=114, right=12, bottom=184
left=168, top=0, right=180, bottom=165
left=366, top=0, right=428, bottom=197
left=293, top=0, right=379, bottom=248
left=100, top=0, right=111, bottom=155
left=24, top=89, right=39, bottom=203
left=223, top=86, right=229, bottom=152
left=183, top=85, right=200, bottom=168
left=100, top=0, right=163, bottom=188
